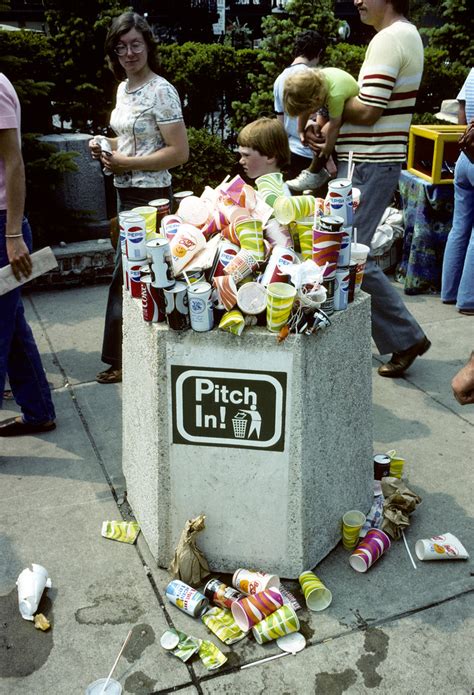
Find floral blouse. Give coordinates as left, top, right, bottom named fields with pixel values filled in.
left=110, top=75, right=184, bottom=189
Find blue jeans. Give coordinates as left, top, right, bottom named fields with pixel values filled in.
left=101, top=186, right=172, bottom=367
left=441, top=153, right=474, bottom=310
left=0, top=213, right=55, bottom=423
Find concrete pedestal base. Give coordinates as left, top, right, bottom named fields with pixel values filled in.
left=123, top=293, right=373, bottom=578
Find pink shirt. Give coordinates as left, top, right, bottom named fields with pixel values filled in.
left=0, top=73, right=21, bottom=210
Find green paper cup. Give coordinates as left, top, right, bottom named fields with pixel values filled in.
left=266, top=282, right=296, bottom=332
left=251, top=603, right=300, bottom=644
left=386, top=450, right=406, bottom=479
left=255, top=172, right=286, bottom=207
left=342, top=510, right=366, bottom=550
left=298, top=571, right=332, bottom=611
left=273, top=195, right=316, bottom=224
left=235, top=217, right=265, bottom=262
left=293, top=217, right=314, bottom=260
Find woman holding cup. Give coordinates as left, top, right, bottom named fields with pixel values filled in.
left=90, top=12, right=188, bottom=383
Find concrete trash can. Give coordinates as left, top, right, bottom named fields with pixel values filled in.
left=123, top=292, right=373, bottom=578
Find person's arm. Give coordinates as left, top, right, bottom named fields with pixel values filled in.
left=342, top=96, right=384, bottom=126
left=315, top=116, right=342, bottom=158
left=103, top=120, right=189, bottom=174
left=0, top=128, right=32, bottom=280
left=452, top=352, right=474, bottom=405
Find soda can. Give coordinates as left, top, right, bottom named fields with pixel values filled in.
left=328, top=178, right=353, bottom=227
left=160, top=214, right=182, bottom=240
left=348, top=262, right=357, bottom=303
left=164, top=281, right=190, bottom=331
left=141, top=275, right=165, bottom=322
left=121, top=256, right=129, bottom=290
left=173, top=190, right=194, bottom=214
left=316, top=214, right=344, bottom=233
left=123, top=214, right=147, bottom=260
left=146, top=238, right=175, bottom=289
left=337, top=227, right=352, bottom=268
left=374, top=454, right=391, bottom=480
left=232, top=569, right=280, bottom=596
left=320, top=273, right=335, bottom=316
left=148, top=197, right=171, bottom=229
left=208, top=240, right=240, bottom=280
left=334, top=267, right=349, bottom=311
left=119, top=211, right=142, bottom=256
left=165, top=579, right=209, bottom=617
left=260, top=246, right=299, bottom=287
left=187, top=282, right=214, bottom=332
left=127, top=259, right=148, bottom=298
left=203, top=578, right=243, bottom=610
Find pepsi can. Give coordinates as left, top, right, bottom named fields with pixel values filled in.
left=320, top=273, right=335, bottom=316
left=127, top=259, right=148, bottom=298
left=165, top=579, right=209, bottom=617
left=337, top=227, right=352, bottom=267
left=208, top=240, right=240, bottom=280
left=334, top=267, right=349, bottom=311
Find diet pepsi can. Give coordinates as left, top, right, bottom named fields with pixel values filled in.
left=337, top=227, right=352, bottom=267
left=334, top=267, right=349, bottom=311
left=146, top=238, right=175, bottom=289
left=123, top=214, right=147, bottom=260
left=165, top=579, right=209, bottom=617
left=187, top=282, right=214, bottom=332
left=320, top=273, right=335, bottom=316
left=164, top=281, right=190, bottom=331
left=141, top=275, right=165, bottom=322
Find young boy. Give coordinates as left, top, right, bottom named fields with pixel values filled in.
left=237, top=117, right=291, bottom=181
left=283, top=67, right=359, bottom=192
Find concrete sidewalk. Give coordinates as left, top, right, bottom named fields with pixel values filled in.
left=1, top=280, right=473, bottom=695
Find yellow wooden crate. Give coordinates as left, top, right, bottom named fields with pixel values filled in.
left=407, top=125, right=465, bottom=184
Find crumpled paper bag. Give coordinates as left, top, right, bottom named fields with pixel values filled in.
left=168, top=515, right=210, bottom=585
left=381, top=477, right=422, bottom=539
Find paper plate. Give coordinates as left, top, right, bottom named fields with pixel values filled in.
left=160, top=630, right=180, bottom=650
left=276, top=632, right=306, bottom=654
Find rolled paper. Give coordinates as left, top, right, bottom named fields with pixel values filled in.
left=223, top=248, right=258, bottom=283
left=349, top=529, right=391, bottom=573
left=234, top=217, right=265, bottom=262
left=255, top=172, right=286, bottom=207
left=273, top=195, right=316, bottom=224
left=232, top=568, right=280, bottom=595
left=213, top=275, right=238, bottom=311
left=312, top=227, right=344, bottom=278
left=298, top=571, right=332, bottom=611
left=231, top=588, right=283, bottom=631
left=177, top=195, right=210, bottom=226
left=218, top=309, right=245, bottom=336
left=201, top=606, right=247, bottom=644
left=101, top=520, right=140, bottom=544
left=342, top=510, right=366, bottom=550
left=266, top=281, right=297, bottom=333
left=415, top=533, right=469, bottom=561
left=198, top=640, right=227, bottom=671
left=251, top=604, right=300, bottom=645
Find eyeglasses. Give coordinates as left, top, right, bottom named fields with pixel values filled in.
left=114, top=41, right=145, bottom=56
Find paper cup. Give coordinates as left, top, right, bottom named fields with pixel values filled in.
left=85, top=678, right=122, bottom=695
left=169, top=224, right=206, bottom=275
left=273, top=195, right=316, bottom=225
left=266, top=282, right=296, bottom=332
left=213, top=275, right=238, bottom=311
left=131, top=206, right=158, bottom=240
left=293, top=217, right=314, bottom=261
left=313, top=227, right=344, bottom=278
left=223, top=248, right=258, bottom=283
left=251, top=604, right=300, bottom=644
left=298, top=571, right=332, bottom=611
left=231, top=588, right=283, bottom=631
left=232, top=568, right=280, bottom=595
left=16, top=563, right=52, bottom=621
left=342, top=510, right=366, bottom=550
left=177, top=195, right=210, bottom=226
left=237, top=282, right=267, bottom=315
left=350, top=242, right=370, bottom=294
left=385, top=450, right=406, bottom=479
left=235, top=217, right=265, bottom=262
left=255, top=172, right=286, bottom=206
left=415, top=533, right=469, bottom=561
left=349, top=529, right=391, bottom=572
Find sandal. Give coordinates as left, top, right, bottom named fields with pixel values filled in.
left=96, top=367, right=122, bottom=384
left=0, top=416, right=56, bottom=437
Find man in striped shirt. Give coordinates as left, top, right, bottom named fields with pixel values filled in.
left=310, top=0, right=431, bottom=377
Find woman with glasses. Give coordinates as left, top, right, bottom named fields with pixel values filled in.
left=90, top=11, right=189, bottom=384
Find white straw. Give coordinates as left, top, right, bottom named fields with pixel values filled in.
left=182, top=270, right=192, bottom=288
left=99, top=629, right=133, bottom=695
left=347, top=151, right=353, bottom=181
left=241, top=652, right=290, bottom=669
left=353, top=227, right=357, bottom=246
left=402, top=530, right=417, bottom=570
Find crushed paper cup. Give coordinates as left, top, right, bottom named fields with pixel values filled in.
left=415, top=533, right=469, bottom=561
left=201, top=606, right=247, bottom=645
left=198, top=639, right=228, bottom=671
left=16, top=563, right=52, bottom=621
left=213, top=275, right=238, bottom=311
left=171, top=629, right=202, bottom=662
left=218, top=310, right=245, bottom=336
left=101, top=520, right=140, bottom=544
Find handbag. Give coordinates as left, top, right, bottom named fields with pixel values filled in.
left=459, top=119, right=474, bottom=163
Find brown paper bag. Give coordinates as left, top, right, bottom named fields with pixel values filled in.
left=168, top=515, right=210, bottom=585
left=381, top=477, right=422, bottom=539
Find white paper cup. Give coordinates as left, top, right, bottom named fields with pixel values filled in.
left=85, top=677, right=122, bottom=694
left=350, top=242, right=370, bottom=294
left=415, top=533, right=469, bottom=560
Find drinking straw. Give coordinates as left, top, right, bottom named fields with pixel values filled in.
left=241, top=652, right=290, bottom=669
left=402, top=530, right=417, bottom=570
left=182, top=270, right=192, bottom=288
left=353, top=227, right=357, bottom=246
left=347, top=151, right=354, bottom=181
left=99, top=629, right=132, bottom=695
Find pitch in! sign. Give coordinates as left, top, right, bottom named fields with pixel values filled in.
left=172, top=366, right=287, bottom=451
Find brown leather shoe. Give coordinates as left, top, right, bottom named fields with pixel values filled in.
left=378, top=336, right=431, bottom=378
left=0, top=416, right=56, bottom=437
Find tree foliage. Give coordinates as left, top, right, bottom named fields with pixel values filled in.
left=425, top=0, right=474, bottom=65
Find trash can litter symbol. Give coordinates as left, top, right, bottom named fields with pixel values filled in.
left=232, top=412, right=248, bottom=438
